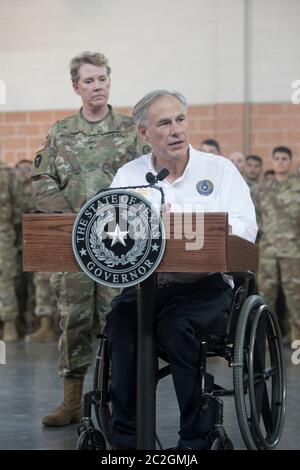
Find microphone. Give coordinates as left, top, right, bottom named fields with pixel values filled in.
left=145, top=172, right=156, bottom=185
left=98, top=169, right=169, bottom=207
left=157, top=168, right=169, bottom=181
left=145, top=168, right=169, bottom=206
left=145, top=168, right=169, bottom=185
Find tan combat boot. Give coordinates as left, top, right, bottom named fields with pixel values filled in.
left=3, top=320, right=18, bottom=342
left=42, top=377, right=84, bottom=427
left=25, top=316, right=55, bottom=342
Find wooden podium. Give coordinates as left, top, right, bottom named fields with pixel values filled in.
left=23, top=212, right=257, bottom=273
left=23, top=212, right=258, bottom=449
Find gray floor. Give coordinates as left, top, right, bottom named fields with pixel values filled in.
left=0, top=340, right=299, bottom=450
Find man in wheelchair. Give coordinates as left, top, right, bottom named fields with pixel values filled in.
left=106, top=90, right=258, bottom=450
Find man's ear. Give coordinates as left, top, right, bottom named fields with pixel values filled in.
left=139, top=124, right=148, bottom=141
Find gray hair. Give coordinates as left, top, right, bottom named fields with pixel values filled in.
left=69, top=51, right=111, bottom=84
left=132, top=90, right=188, bottom=127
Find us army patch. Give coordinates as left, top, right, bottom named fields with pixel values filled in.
left=35, top=154, right=42, bottom=168
left=196, top=180, right=214, bottom=196
left=72, top=189, right=166, bottom=287
left=32, top=147, right=51, bottom=176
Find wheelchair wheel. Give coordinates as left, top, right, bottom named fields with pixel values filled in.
left=93, top=334, right=113, bottom=446
left=77, top=429, right=106, bottom=450
left=233, top=295, right=286, bottom=450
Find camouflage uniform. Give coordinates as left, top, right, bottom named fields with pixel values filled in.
left=34, top=272, right=56, bottom=317
left=15, top=177, right=56, bottom=326
left=0, top=162, right=23, bottom=323
left=257, top=175, right=300, bottom=340
left=31, top=107, right=142, bottom=377
left=245, top=178, right=260, bottom=208
left=245, top=178, right=261, bottom=241
left=15, top=178, right=34, bottom=327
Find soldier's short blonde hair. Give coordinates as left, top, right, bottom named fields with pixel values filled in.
left=70, top=51, right=111, bottom=83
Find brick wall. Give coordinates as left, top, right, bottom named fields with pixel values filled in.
left=1, top=103, right=300, bottom=172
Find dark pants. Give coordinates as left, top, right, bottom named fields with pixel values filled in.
left=106, top=274, right=233, bottom=449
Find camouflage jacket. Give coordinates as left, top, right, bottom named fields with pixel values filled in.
left=21, top=179, right=35, bottom=212
left=245, top=178, right=261, bottom=239
left=31, top=106, right=148, bottom=213
left=256, top=175, right=300, bottom=258
left=0, top=161, right=24, bottom=264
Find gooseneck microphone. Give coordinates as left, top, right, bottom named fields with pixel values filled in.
left=145, top=168, right=169, bottom=205
left=145, top=172, right=156, bottom=185
left=146, top=168, right=170, bottom=185
left=97, top=169, right=169, bottom=207
left=157, top=168, right=170, bottom=182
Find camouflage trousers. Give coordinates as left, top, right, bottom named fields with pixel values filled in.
left=34, top=272, right=56, bottom=317
left=0, top=246, right=18, bottom=322
left=258, top=256, right=300, bottom=334
left=51, top=272, right=119, bottom=378
left=15, top=249, right=35, bottom=320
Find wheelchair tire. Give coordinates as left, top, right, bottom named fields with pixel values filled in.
left=233, top=295, right=286, bottom=450
left=77, top=429, right=106, bottom=450
left=93, top=333, right=113, bottom=446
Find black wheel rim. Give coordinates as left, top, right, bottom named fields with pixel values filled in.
left=248, top=305, right=286, bottom=449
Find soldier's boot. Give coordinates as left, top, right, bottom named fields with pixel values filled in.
left=3, top=320, right=18, bottom=342
left=25, top=316, right=55, bottom=342
left=42, top=377, right=83, bottom=427
left=290, top=322, right=300, bottom=343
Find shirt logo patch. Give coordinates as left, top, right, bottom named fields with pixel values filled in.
left=196, top=180, right=214, bottom=196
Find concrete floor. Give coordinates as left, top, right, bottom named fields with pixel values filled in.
left=0, top=340, right=299, bottom=450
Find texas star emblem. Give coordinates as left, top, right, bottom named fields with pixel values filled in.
left=196, top=179, right=214, bottom=196
left=72, top=189, right=166, bottom=287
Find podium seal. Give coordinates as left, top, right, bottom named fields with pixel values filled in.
left=72, top=189, right=166, bottom=287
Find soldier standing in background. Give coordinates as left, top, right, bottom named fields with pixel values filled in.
left=0, top=160, right=23, bottom=342
left=24, top=272, right=56, bottom=342
left=244, top=155, right=263, bottom=187
left=15, top=160, right=57, bottom=342
left=31, top=51, right=145, bottom=427
left=257, top=146, right=300, bottom=344
left=14, top=160, right=35, bottom=334
left=200, top=138, right=221, bottom=155
left=228, top=151, right=246, bottom=176
left=244, top=155, right=263, bottom=239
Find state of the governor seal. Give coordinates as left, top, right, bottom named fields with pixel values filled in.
left=72, top=189, right=166, bottom=287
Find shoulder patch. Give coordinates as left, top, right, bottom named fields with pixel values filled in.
left=31, top=148, right=51, bottom=177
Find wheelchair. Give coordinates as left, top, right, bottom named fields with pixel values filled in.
left=77, top=272, right=286, bottom=451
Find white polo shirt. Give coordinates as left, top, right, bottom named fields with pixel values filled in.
left=111, top=145, right=258, bottom=243
left=111, top=146, right=257, bottom=286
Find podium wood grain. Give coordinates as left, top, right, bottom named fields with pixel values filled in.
left=22, top=213, right=258, bottom=273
